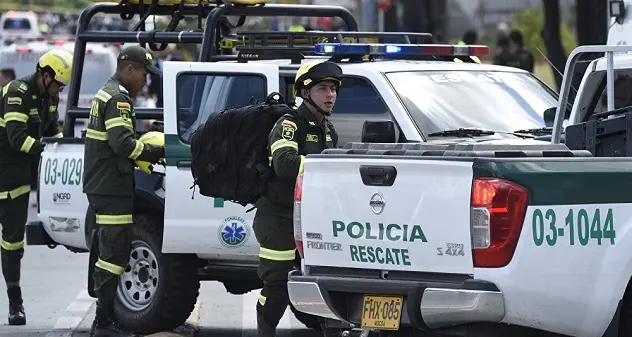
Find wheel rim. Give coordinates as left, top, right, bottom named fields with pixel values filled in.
left=117, top=240, right=159, bottom=311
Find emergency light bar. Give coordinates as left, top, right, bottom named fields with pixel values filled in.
left=314, top=43, right=490, bottom=58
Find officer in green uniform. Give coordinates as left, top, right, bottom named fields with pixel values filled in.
left=0, top=49, right=72, bottom=326
left=83, top=45, right=163, bottom=337
left=508, top=30, right=535, bottom=72
left=254, top=61, right=343, bottom=337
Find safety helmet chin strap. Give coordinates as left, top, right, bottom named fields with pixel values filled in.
left=302, top=93, right=331, bottom=117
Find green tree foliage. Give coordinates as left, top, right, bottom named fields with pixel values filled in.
left=511, top=7, right=577, bottom=62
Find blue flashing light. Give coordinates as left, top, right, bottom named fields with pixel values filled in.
left=313, top=43, right=490, bottom=58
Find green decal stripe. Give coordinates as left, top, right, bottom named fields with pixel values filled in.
left=165, top=133, right=224, bottom=208
left=473, top=159, right=632, bottom=206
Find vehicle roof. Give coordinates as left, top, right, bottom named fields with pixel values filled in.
left=1, top=40, right=117, bottom=54
left=593, top=53, right=632, bottom=71
left=0, top=11, right=36, bottom=19
left=243, top=57, right=529, bottom=74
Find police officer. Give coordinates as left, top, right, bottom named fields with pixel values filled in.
left=254, top=61, right=343, bottom=337
left=0, top=49, right=72, bottom=325
left=83, top=45, right=163, bottom=337
left=508, top=29, right=535, bottom=72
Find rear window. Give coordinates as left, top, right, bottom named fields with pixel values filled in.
left=3, top=18, right=31, bottom=30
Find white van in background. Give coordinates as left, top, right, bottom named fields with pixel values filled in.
left=0, top=10, right=41, bottom=41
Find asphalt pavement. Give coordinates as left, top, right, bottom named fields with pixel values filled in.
left=0, top=193, right=326, bottom=337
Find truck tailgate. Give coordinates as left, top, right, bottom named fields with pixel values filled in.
left=299, top=157, right=474, bottom=274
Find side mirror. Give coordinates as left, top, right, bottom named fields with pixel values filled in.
left=543, top=107, right=556, bottom=127
left=362, top=120, right=397, bottom=143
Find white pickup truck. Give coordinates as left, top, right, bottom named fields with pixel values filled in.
left=288, top=45, right=632, bottom=337
left=25, top=29, right=564, bottom=337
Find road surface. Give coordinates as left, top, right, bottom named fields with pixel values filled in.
left=0, top=197, right=325, bottom=336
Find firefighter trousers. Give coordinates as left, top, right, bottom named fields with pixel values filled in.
left=254, top=211, right=297, bottom=336
left=0, top=185, right=30, bottom=289
left=86, top=194, right=133, bottom=316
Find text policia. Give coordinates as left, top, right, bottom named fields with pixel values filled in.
left=332, top=220, right=428, bottom=266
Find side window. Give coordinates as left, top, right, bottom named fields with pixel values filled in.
left=328, top=76, right=391, bottom=145
left=588, top=69, right=632, bottom=120
left=176, top=73, right=267, bottom=143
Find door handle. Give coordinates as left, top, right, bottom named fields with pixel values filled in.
left=177, top=160, right=191, bottom=168
left=359, top=165, right=397, bottom=187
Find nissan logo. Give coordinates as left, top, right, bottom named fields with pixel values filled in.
left=369, top=192, right=385, bottom=214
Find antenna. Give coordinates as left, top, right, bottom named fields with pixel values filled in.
left=535, top=46, right=576, bottom=114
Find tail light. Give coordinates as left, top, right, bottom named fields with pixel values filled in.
left=293, top=173, right=304, bottom=258
left=470, top=177, right=529, bottom=268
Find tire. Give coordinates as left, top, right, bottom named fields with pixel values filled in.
left=290, top=303, right=322, bottom=331
left=113, top=214, right=201, bottom=334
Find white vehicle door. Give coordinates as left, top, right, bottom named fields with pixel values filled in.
left=161, top=61, right=279, bottom=261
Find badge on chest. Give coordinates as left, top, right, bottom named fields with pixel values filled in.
left=306, top=134, right=318, bottom=142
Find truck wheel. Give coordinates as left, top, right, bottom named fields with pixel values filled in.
left=290, top=303, right=323, bottom=331
left=113, top=214, right=200, bottom=334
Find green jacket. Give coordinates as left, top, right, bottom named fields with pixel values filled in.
left=0, top=74, right=61, bottom=194
left=257, top=104, right=338, bottom=214
left=82, top=76, right=160, bottom=196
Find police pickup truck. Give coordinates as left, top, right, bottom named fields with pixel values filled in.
left=287, top=44, right=632, bottom=337
left=25, top=1, right=561, bottom=335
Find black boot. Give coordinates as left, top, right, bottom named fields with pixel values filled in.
left=7, top=287, right=25, bottom=326
left=90, top=304, right=136, bottom=337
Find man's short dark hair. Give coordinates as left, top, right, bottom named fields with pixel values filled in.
left=463, top=30, right=477, bottom=44
left=0, top=68, right=16, bottom=80
left=497, top=34, right=509, bottom=48
left=116, top=59, right=143, bottom=72
left=509, top=29, right=524, bottom=46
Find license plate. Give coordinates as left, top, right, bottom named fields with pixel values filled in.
left=360, top=295, right=403, bottom=330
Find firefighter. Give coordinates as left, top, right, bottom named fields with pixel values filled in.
left=0, top=49, right=72, bottom=326
left=83, top=45, right=164, bottom=337
left=254, top=61, right=344, bottom=337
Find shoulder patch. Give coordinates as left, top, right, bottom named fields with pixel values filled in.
left=282, top=125, right=295, bottom=141
left=7, top=97, right=22, bottom=105
left=281, top=119, right=297, bottom=129
left=17, top=83, right=28, bottom=92
left=116, top=102, right=131, bottom=110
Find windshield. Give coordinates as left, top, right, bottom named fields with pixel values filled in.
left=0, top=50, right=113, bottom=96
left=3, top=18, right=31, bottom=30
left=385, top=70, right=559, bottom=137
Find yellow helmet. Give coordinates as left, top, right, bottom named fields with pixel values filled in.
left=293, top=61, right=343, bottom=99
left=38, top=49, right=73, bottom=86
left=136, top=131, right=165, bottom=174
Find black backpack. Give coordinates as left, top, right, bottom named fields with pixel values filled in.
left=189, top=92, right=295, bottom=207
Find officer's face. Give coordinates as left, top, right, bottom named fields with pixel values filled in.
left=130, top=64, right=148, bottom=96
left=43, top=73, right=65, bottom=96
left=306, top=81, right=337, bottom=114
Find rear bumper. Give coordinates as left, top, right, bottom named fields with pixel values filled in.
left=25, top=221, right=55, bottom=246
left=287, top=270, right=505, bottom=330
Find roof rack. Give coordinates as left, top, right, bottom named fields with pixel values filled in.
left=227, top=30, right=433, bottom=63
left=62, top=1, right=359, bottom=136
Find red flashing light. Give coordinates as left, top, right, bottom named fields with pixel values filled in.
left=470, top=178, right=529, bottom=268
left=419, top=44, right=489, bottom=57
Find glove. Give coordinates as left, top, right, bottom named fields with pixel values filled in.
left=143, top=144, right=165, bottom=164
